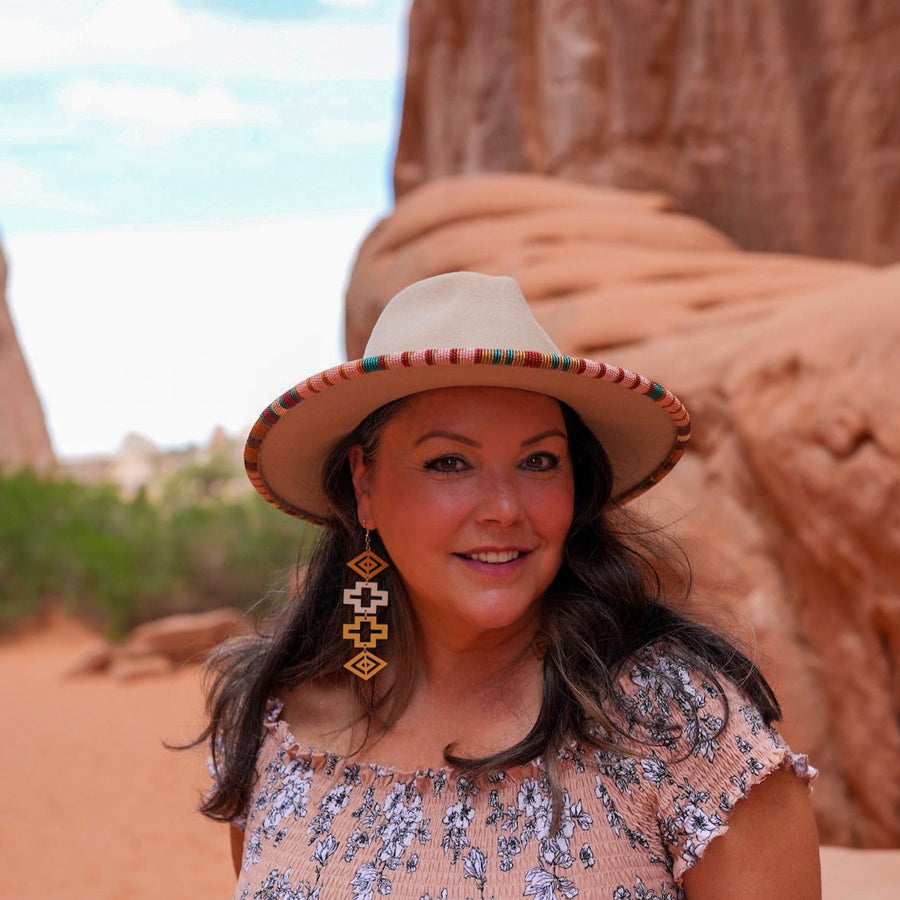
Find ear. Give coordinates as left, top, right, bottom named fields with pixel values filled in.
left=347, top=444, right=375, bottom=529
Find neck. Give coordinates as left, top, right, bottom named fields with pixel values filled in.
left=412, top=614, right=540, bottom=698
left=352, top=618, right=545, bottom=769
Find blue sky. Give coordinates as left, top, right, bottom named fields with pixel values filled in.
left=1, top=0, right=409, bottom=457
left=2, top=0, right=406, bottom=233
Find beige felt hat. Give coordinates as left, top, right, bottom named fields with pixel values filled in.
left=245, top=271, right=690, bottom=522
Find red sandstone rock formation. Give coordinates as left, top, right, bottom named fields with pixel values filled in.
left=344, top=173, right=900, bottom=847
left=395, top=0, right=900, bottom=265
left=66, top=607, right=251, bottom=679
left=0, top=240, right=54, bottom=472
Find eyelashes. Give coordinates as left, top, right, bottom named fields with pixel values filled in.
left=423, top=452, right=562, bottom=475
left=521, top=452, right=561, bottom=472
left=423, top=455, right=470, bottom=474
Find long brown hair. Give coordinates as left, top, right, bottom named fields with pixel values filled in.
left=194, top=399, right=779, bottom=823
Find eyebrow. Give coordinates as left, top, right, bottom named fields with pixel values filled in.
left=413, top=428, right=567, bottom=448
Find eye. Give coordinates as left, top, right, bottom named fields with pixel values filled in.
left=424, top=454, right=471, bottom=474
left=521, top=452, right=560, bottom=472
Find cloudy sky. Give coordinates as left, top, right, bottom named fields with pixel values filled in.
left=1, top=0, right=408, bottom=457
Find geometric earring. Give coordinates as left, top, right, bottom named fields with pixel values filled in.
left=342, top=530, right=389, bottom=680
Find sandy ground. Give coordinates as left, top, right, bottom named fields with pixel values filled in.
left=0, top=614, right=233, bottom=899
left=2, top=614, right=898, bottom=900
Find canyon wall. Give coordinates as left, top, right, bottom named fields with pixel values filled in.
left=395, top=0, right=900, bottom=264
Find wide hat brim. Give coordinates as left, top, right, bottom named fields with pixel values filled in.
left=245, top=273, right=690, bottom=522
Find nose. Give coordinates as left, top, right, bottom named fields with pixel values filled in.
left=473, top=469, right=524, bottom=526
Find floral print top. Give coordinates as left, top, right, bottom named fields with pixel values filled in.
left=223, top=645, right=814, bottom=900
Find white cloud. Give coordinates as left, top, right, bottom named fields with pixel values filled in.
left=58, top=80, right=279, bottom=145
left=0, top=0, right=404, bottom=83
left=0, top=160, right=98, bottom=215
left=86, top=0, right=189, bottom=52
left=5, top=212, right=379, bottom=456
left=1, top=0, right=188, bottom=63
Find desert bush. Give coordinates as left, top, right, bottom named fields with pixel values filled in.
left=0, top=467, right=313, bottom=637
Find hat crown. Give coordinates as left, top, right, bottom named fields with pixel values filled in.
left=363, top=272, right=560, bottom=357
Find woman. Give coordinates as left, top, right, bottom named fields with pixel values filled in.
left=199, top=272, right=821, bottom=899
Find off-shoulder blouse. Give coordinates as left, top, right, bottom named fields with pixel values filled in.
left=221, top=645, right=815, bottom=900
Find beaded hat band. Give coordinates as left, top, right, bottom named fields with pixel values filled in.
left=245, top=272, right=690, bottom=522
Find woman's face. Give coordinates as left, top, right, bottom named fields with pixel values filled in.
left=349, top=387, right=575, bottom=649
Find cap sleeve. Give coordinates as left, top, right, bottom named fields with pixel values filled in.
left=612, top=645, right=817, bottom=883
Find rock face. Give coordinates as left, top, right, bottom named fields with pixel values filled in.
left=345, top=173, right=900, bottom=847
left=66, top=607, right=251, bottom=679
left=395, top=0, right=900, bottom=264
left=0, top=240, right=54, bottom=472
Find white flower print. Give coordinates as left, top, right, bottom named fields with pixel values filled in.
left=441, top=797, right=475, bottom=861
left=263, top=764, right=313, bottom=838
left=323, top=783, right=352, bottom=815
left=523, top=866, right=578, bottom=899
left=251, top=866, right=316, bottom=900
left=497, top=833, right=522, bottom=872
left=313, top=834, right=338, bottom=867
left=615, top=875, right=667, bottom=900
left=380, top=783, right=426, bottom=867
left=518, top=779, right=547, bottom=820
left=579, top=843, right=594, bottom=869
left=343, top=827, right=371, bottom=863
left=244, top=826, right=263, bottom=869
left=640, top=755, right=668, bottom=788
left=598, top=756, right=640, bottom=795
left=350, top=861, right=378, bottom=900
left=568, top=800, right=593, bottom=832
left=680, top=804, right=719, bottom=844
left=517, top=778, right=553, bottom=840
left=740, top=704, right=765, bottom=736
left=683, top=714, right=723, bottom=763
left=540, top=834, right=574, bottom=869
left=464, top=846, right=488, bottom=890
left=632, top=654, right=701, bottom=709
left=309, top=783, right=352, bottom=837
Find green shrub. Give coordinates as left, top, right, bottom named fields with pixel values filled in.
left=0, top=467, right=314, bottom=637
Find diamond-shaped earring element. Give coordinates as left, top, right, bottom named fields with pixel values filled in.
left=347, top=549, right=389, bottom=579
left=343, top=580, right=389, bottom=615
left=344, top=650, right=387, bottom=681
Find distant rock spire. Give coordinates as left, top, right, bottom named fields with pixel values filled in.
left=0, top=237, right=55, bottom=472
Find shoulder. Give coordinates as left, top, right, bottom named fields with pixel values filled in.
left=682, top=764, right=821, bottom=898
left=611, top=641, right=774, bottom=749
left=603, top=642, right=818, bottom=884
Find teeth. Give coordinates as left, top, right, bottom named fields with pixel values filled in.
left=466, top=550, right=520, bottom=564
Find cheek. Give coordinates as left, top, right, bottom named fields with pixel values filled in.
left=368, top=474, right=459, bottom=558
left=372, top=470, right=470, bottom=526
left=530, top=480, right=575, bottom=542
left=550, top=502, right=575, bottom=555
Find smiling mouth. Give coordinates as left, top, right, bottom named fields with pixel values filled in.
left=460, top=550, right=522, bottom=564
